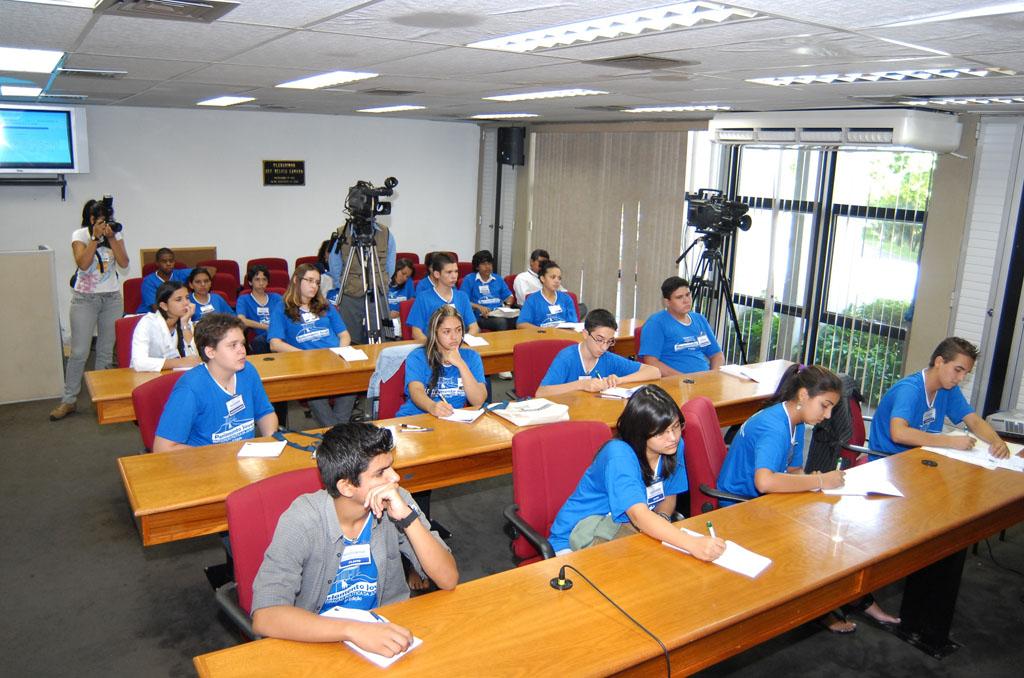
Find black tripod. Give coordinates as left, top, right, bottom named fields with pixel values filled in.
left=676, top=232, right=749, bottom=364
left=334, top=220, right=393, bottom=344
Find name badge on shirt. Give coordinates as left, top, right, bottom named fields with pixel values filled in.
left=225, top=394, right=245, bottom=416
left=340, top=543, right=371, bottom=568
left=478, top=284, right=490, bottom=295
left=548, top=304, right=562, bottom=314
left=646, top=481, right=665, bottom=508
left=301, top=311, right=317, bottom=323
left=201, top=304, right=214, bottom=314
left=922, top=407, right=937, bottom=426
left=256, top=307, right=270, bottom=319
left=697, top=333, right=711, bottom=347
left=577, top=376, right=592, bottom=381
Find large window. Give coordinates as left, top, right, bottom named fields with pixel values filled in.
left=684, top=139, right=935, bottom=407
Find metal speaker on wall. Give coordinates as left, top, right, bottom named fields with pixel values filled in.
left=497, top=127, right=526, bottom=166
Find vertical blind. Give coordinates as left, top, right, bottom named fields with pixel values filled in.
left=528, top=130, right=689, bottom=320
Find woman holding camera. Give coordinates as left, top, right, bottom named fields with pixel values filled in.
left=50, top=199, right=130, bottom=421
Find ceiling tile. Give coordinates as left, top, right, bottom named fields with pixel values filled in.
left=225, top=30, right=445, bottom=70
left=0, top=1, right=93, bottom=50
left=219, top=0, right=367, bottom=29
left=63, top=54, right=205, bottom=80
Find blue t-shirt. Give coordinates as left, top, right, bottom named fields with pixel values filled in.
left=190, top=291, right=234, bottom=323
left=717, top=403, right=804, bottom=503
left=387, top=278, right=415, bottom=313
left=137, top=268, right=191, bottom=313
left=539, top=344, right=642, bottom=386
left=318, top=516, right=378, bottom=613
left=870, top=371, right=973, bottom=454
left=415, top=276, right=434, bottom=294
left=154, top=362, right=274, bottom=447
left=519, top=290, right=578, bottom=327
left=267, top=304, right=347, bottom=350
left=235, top=292, right=284, bottom=341
left=395, top=346, right=485, bottom=417
left=637, top=310, right=721, bottom=374
left=460, top=273, right=512, bottom=320
left=405, top=285, right=476, bottom=336
left=548, top=439, right=688, bottom=553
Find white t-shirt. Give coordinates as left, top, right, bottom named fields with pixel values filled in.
left=130, top=312, right=197, bottom=372
left=71, top=227, right=125, bottom=294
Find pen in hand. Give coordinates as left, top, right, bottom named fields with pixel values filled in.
left=706, top=520, right=717, bottom=539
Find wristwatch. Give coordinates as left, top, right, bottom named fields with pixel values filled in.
left=394, top=508, right=420, bottom=531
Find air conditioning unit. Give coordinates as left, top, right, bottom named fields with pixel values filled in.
left=96, top=0, right=239, bottom=23
left=708, top=109, right=962, bottom=153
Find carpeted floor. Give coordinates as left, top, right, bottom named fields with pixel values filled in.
left=2, top=367, right=1022, bottom=677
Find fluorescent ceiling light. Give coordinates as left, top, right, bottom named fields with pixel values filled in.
left=624, top=104, right=731, bottom=112
left=8, top=1, right=102, bottom=7
left=357, top=105, right=426, bottom=113
left=276, top=70, right=377, bottom=90
left=197, top=95, right=255, bottom=107
left=470, top=113, right=539, bottom=119
left=902, top=95, right=1024, bottom=106
left=748, top=67, right=1015, bottom=86
left=0, top=46, right=65, bottom=74
left=883, top=2, right=1024, bottom=27
left=0, top=85, right=43, bottom=96
left=467, top=1, right=757, bottom=53
left=484, top=88, right=607, bottom=102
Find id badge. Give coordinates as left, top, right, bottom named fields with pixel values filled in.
left=225, top=394, right=245, bottom=416
left=922, top=407, right=937, bottom=426
left=646, top=480, right=665, bottom=508
left=697, top=333, right=711, bottom=347
left=548, top=304, right=562, bottom=314
left=301, top=311, right=317, bottom=323
left=340, top=543, right=371, bottom=568
left=201, top=304, right=214, bottom=314
left=257, top=307, right=270, bottom=319
left=478, top=284, right=490, bottom=295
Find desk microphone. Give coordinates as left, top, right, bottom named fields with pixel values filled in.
left=549, top=565, right=573, bottom=590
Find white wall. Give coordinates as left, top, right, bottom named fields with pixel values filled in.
left=0, top=105, right=480, bottom=338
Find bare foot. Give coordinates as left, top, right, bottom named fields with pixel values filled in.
left=863, top=601, right=900, bottom=625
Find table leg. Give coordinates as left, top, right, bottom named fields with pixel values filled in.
left=893, top=548, right=966, bottom=658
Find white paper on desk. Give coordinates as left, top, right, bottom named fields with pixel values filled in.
left=718, top=364, right=750, bottom=380
left=320, top=607, right=422, bottom=667
left=236, top=441, right=286, bottom=458
left=664, top=527, right=772, bottom=578
left=599, top=386, right=641, bottom=399
left=461, top=334, right=489, bottom=347
left=823, top=478, right=904, bottom=497
left=556, top=321, right=584, bottom=332
left=488, top=306, right=520, bottom=318
left=441, top=408, right=485, bottom=424
left=330, top=346, right=369, bottom=361
left=923, top=441, right=1024, bottom=472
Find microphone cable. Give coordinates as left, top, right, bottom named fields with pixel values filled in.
left=551, top=564, right=670, bottom=676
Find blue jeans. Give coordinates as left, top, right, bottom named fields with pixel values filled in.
left=62, top=290, right=122, bottom=404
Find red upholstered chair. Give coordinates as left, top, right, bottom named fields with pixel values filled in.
left=267, top=268, right=290, bottom=289
left=114, top=314, right=144, bottom=368
left=122, top=277, right=143, bottom=315
left=566, top=291, right=581, bottom=320
left=512, top=339, right=575, bottom=399
left=399, top=299, right=415, bottom=340
left=632, top=324, right=643, bottom=359
left=216, top=467, right=324, bottom=638
left=197, top=259, right=240, bottom=286
left=412, top=263, right=427, bottom=281
left=267, top=286, right=287, bottom=296
left=503, top=421, right=613, bottom=564
left=504, top=274, right=518, bottom=300
left=378, top=362, right=407, bottom=420
left=396, top=252, right=420, bottom=265
left=131, top=371, right=185, bottom=452
left=142, top=261, right=187, bottom=276
left=294, top=256, right=318, bottom=270
left=424, top=250, right=458, bottom=265
left=246, top=258, right=289, bottom=276
left=681, top=396, right=751, bottom=515
left=211, top=272, right=238, bottom=307
left=456, top=261, right=473, bottom=285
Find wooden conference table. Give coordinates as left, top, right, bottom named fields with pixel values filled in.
left=86, top=321, right=639, bottom=425
left=117, top=361, right=786, bottom=546
left=193, top=449, right=1024, bottom=677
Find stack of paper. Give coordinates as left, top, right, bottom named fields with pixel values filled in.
left=488, top=307, right=519, bottom=318
left=923, top=441, right=1024, bottom=472
left=330, top=346, right=369, bottom=361
left=441, top=408, right=485, bottom=424
left=599, top=386, right=641, bottom=399
left=663, top=527, right=772, bottom=578
left=461, top=334, right=489, bottom=347
left=237, top=441, right=286, bottom=458
left=320, top=607, right=422, bottom=667
left=555, top=322, right=585, bottom=332
left=487, top=398, right=570, bottom=427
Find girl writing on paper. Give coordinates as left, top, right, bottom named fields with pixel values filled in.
left=547, top=385, right=726, bottom=560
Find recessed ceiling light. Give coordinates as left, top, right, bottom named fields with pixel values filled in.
left=8, top=1, right=102, bottom=7
left=883, top=2, right=1024, bottom=27
left=484, top=88, right=607, bottom=102
left=197, top=95, right=255, bottom=107
left=276, top=70, right=378, bottom=90
left=901, top=95, right=1024, bottom=106
left=469, top=113, right=539, bottom=119
left=0, top=46, right=65, bottom=74
left=357, top=105, right=426, bottom=113
left=0, top=85, right=43, bottom=97
left=624, top=104, right=731, bottom=112
left=467, top=1, right=757, bottom=53
left=748, top=67, right=1015, bottom=86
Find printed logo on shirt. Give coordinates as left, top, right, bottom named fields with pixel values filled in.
left=296, top=319, right=330, bottom=344
left=673, top=337, right=701, bottom=351
left=429, top=375, right=465, bottom=401
left=212, top=416, right=256, bottom=443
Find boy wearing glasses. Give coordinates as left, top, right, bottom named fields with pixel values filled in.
left=252, top=423, right=458, bottom=655
left=536, top=309, right=660, bottom=397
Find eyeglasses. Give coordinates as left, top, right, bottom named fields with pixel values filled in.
left=301, top=277, right=321, bottom=285
left=587, top=332, right=616, bottom=348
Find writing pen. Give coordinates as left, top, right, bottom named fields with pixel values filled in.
left=836, top=457, right=843, bottom=471
left=706, top=520, right=717, bottom=539
left=401, top=424, right=434, bottom=432
left=369, top=611, right=386, bottom=623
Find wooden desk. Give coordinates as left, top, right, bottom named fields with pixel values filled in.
left=87, top=321, right=639, bottom=425
left=118, top=363, right=776, bottom=547
left=193, top=450, right=1024, bottom=677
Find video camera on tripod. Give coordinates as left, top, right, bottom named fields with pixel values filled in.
left=686, top=188, right=751, bottom=236
left=344, top=177, right=397, bottom=243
